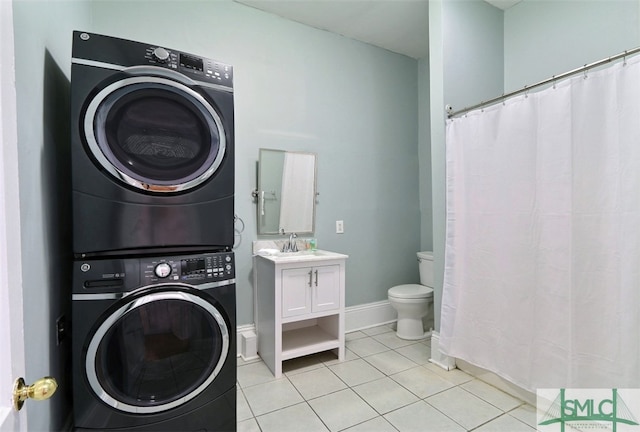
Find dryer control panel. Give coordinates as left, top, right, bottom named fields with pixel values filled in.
left=142, top=252, right=235, bottom=284
left=142, top=47, right=233, bottom=89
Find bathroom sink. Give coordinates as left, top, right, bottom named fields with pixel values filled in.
left=259, top=249, right=348, bottom=263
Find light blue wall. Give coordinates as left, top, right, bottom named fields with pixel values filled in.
left=429, top=0, right=504, bottom=331
left=418, top=57, right=433, bottom=252
left=12, top=1, right=92, bottom=430
left=89, top=0, right=421, bottom=323
left=443, top=0, right=504, bottom=112
left=505, top=0, right=640, bottom=90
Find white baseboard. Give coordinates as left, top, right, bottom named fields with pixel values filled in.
left=429, top=332, right=456, bottom=370
left=345, top=300, right=397, bottom=332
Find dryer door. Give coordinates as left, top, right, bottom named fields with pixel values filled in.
left=83, top=68, right=227, bottom=193
left=85, top=286, right=230, bottom=414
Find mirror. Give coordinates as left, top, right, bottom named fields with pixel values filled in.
left=256, top=149, right=317, bottom=235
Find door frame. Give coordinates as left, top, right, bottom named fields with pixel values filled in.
left=0, top=0, right=28, bottom=430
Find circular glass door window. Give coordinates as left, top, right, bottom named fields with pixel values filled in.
left=84, top=76, right=226, bottom=193
left=85, top=289, right=229, bottom=413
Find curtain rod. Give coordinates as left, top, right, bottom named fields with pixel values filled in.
left=448, top=45, right=640, bottom=118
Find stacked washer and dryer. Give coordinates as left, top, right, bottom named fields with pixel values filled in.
left=70, top=31, right=236, bottom=431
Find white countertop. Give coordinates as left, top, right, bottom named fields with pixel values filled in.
left=255, top=249, right=348, bottom=263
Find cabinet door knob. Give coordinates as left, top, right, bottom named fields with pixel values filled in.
left=308, top=270, right=313, bottom=287
left=315, top=269, right=318, bottom=287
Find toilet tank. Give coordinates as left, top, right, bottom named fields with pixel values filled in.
left=417, top=251, right=434, bottom=287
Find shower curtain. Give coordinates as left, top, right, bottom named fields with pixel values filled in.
left=441, top=56, right=640, bottom=392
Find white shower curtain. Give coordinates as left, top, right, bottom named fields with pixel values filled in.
left=441, top=55, right=640, bottom=392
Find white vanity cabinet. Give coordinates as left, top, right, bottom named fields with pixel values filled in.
left=254, top=251, right=348, bottom=378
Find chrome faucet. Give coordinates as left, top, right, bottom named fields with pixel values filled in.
left=281, top=232, right=298, bottom=252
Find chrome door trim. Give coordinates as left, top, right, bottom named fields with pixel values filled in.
left=85, top=287, right=230, bottom=414
left=83, top=75, right=226, bottom=193
left=123, top=66, right=234, bottom=92
left=72, top=58, right=126, bottom=71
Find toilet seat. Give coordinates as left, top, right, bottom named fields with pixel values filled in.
left=388, top=284, right=433, bottom=299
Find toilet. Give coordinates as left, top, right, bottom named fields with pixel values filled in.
left=388, top=251, right=434, bottom=340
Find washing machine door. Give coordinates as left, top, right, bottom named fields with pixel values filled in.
left=83, top=66, right=226, bottom=193
left=85, top=285, right=230, bottom=413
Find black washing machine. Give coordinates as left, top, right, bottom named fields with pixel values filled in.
left=70, top=31, right=234, bottom=257
left=72, top=251, right=236, bottom=431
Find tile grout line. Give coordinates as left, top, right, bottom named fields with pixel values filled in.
left=237, top=330, right=534, bottom=432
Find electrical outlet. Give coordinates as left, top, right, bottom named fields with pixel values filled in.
left=336, top=220, right=344, bottom=234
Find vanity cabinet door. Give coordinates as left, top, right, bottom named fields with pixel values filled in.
left=281, top=264, right=340, bottom=318
left=311, top=264, right=340, bottom=313
left=281, top=267, right=312, bottom=318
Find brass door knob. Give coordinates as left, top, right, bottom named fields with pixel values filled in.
left=12, top=377, right=58, bottom=411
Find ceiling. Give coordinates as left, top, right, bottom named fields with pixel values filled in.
left=235, top=0, right=523, bottom=59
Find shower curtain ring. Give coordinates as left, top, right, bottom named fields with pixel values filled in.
left=583, top=67, right=589, bottom=79
left=552, top=76, right=556, bottom=89
left=623, top=51, right=628, bottom=66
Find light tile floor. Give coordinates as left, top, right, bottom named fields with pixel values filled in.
left=237, top=324, right=537, bottom=432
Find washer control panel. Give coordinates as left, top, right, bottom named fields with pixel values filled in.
left=75, top=251, right=235, bottom=294
left=142, top=251, right=235, bottom=284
